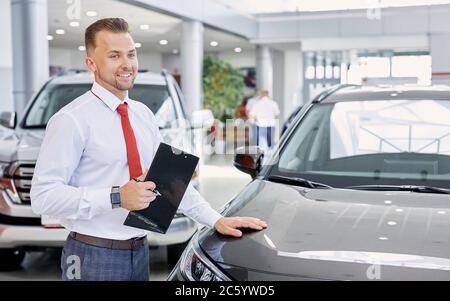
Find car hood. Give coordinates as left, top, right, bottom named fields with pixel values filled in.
left=198, top=180, right=450, bottom=280
left=0, top=130, right=44, bottom=162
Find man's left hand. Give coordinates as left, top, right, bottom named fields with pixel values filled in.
left=214, top=217, right=267, bottom=237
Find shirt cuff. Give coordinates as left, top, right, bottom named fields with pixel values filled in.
left=82, top=187, right=112, bottom=219
left=200, top=208, right=223, bottom=229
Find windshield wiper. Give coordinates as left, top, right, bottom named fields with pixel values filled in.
left=345, top=184, right=450, bottom=194
left=267, top=175, right=332, bottom=189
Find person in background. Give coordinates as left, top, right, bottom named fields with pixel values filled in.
left=245, top=90, right=262, bottom=146
left=236, top=97, right=249, bottom=119
left=248, top=90, right=280, bottom=153
left=245, top=90, right=262, bottom=117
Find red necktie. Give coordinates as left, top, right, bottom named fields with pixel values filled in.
left=117, top=103, right=143, bottom=180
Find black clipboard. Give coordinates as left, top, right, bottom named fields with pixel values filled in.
left=123, top=143, right=199, bottom=234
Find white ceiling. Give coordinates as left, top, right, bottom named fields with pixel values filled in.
left=213, top=0, right=450, bottom=15
left=47, top=0, right=253, bottom=53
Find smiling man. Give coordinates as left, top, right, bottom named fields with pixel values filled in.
left=30, top=18, right=267, bottom=281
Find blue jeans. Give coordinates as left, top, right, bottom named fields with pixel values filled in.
left=256, top=126, right=275, bottom=148
left=61, top=234, right=149, bottom=281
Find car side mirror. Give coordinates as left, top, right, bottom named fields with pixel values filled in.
left=191, top=109, right=214, bottom=129
left=0, top=112, right=16, bottom=129
left=233, top=146, right=264, bottom=178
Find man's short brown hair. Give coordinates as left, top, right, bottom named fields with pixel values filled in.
left=85, top=18, right=129, bottom=52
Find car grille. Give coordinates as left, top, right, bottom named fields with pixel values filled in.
left=0, top=212, right=41, bottom=226
left=9, top=162, right=34, bottom=205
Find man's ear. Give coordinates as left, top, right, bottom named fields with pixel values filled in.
left=85, top=56, right=96, bottom=73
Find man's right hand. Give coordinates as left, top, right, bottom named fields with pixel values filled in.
left=119, top=172, right=157, bottom=211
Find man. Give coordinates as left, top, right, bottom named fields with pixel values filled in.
left=245, top=90, right=261, bottom=116
left=30, top=18, right=267, bottom=281
left=248, top=90, right=280, bottom=153
left=245, top=90, right=261, bottom=145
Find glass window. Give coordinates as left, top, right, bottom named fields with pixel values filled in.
left=272, top=99, right=450, bottom=188
left=316, top=65, right=325, bottom=79
left=24, top=83, right=177, bottom=129
left=391, top=55, right=431, bottom=85
left=359, top=57, right=390, bottom=78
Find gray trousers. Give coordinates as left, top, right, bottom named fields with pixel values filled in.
left=61, top=234, right=149, bottom=281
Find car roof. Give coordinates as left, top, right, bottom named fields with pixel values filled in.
left=323, top=85, right=450, bottom=103
left=48, top=71, right=166, bottom=85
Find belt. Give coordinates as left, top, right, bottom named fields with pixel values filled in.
left=70, top=232, right=146, bottom=250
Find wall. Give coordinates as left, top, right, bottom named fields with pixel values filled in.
left=162, top=53, right=181, bottom=75
left=137, top=51, right=163, bottom=72
left=49, top=47, right=163, bottom=73
left=217, top=50, right=255, bottom=69
left=49, top=47, right=86, bottom=71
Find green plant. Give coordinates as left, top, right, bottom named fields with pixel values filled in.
left=203, top=54, right=244, bottom=122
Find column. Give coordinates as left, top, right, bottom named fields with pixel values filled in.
left=12, top=0, right=49, bottom=120
left=256, top=45, right=273, bottom=95
left=181, top=20, right=203, bottom=114
left=272, top=44, right=303, bottom=129
left=430, top=33, right=450, bottom=85
left=0, top=0, right=13, bottom=112
left=282, top=47, right=303, bottom=121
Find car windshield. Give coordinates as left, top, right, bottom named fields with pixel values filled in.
left=24, top=83, right=177, bottom=129
left=269, top=98, right=450, bottom=189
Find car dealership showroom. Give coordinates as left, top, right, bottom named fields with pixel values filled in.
left=1, top=0, right=450, bottom=283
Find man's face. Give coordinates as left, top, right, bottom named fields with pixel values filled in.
left=86, top=30, right=138, bottom=96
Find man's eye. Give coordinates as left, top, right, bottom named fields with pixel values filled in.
left=110, top=55, right=119, bottom=59
left=129, top=53, right=136, bottom=58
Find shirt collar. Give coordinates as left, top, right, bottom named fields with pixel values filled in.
left=90, top=81, right=130, bottom=112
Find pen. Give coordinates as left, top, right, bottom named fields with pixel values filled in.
left=132, top=178, right=162, bottom=197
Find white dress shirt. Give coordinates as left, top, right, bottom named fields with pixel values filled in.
left=30, top=81, right=222, bottom=240
left=249, top=96, right=280, bottom=127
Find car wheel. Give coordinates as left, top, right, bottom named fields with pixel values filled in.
left=0, top=249, right=25, bottom=271
left=167, top=242, right=188, bottom=269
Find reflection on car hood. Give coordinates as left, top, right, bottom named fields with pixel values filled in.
left=198, top=180, right=450, bottom=280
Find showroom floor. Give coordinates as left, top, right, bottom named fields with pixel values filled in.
left=0, top=154, right=251, bottom=281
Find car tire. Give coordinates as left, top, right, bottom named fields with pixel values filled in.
left=167, top=242, right=188, bottom=269
left=0, top=249, right=25, bottom=271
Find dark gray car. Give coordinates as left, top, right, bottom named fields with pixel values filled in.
left=169, top=85, right=450, bottom=281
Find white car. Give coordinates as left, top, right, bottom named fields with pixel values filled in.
left=0, top=71, right=213, bottom=270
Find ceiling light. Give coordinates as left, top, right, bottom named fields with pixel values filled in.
left=378, top=237, right=389, bottom=241
left=47, top=35, right=54, bottom=41
left=384, top=200, right=392, bottom=205
left=172, top=49, right=179, bottom=54
left=78, top=46, right=86, bottom=51
left=140, top=24, right=150, bottom=30
left=69, top=21, right=80, bottom=27
left=387, top=221, right=397, bottom=226
left=86, top=11, right=97, bottom=17
left=210, top=41, right=219, bottom=47
left=395, top=208, right=404, bottom=212
left=135, top=43, right=142, bottom=48
left=438, top=211, right=446, bottom=215
left=234, top=47, right=242, bottom=53
left=55, top=29, right=65, bottom=35
left=159, top=39, right=168, bottom=45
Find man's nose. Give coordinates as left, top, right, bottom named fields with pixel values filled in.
left=120, top=57, right=132, bottom=69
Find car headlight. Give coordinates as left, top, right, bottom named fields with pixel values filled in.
left=0, top=161, right=16, bottom=196
left=0, top=161, right=11, bottom=179
left=179, top=234, right=230, bottom=281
